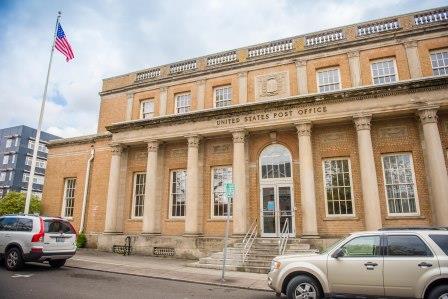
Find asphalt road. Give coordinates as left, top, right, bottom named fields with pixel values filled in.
left=0, top=262, right=277, bottom=299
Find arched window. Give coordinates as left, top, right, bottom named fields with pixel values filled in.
left=260, top=144, right=292, bottom=179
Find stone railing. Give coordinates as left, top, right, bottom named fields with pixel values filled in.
left=248, top=39, right=293, bottom=58
left=414, top=8, right=448, bottom=25
left=305, top=30, right=344, bottom=47
left=135, top=68, right=161, bottom=81
left=207, top=51, right=237, bottom=66
left=358, top=19, right=400, bottom=36
left=126, top=6, right=447, bottom=84
left=170, top=60, right=197, bottom=74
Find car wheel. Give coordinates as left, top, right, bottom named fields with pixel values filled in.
left=49, top=259, right=66, bottom=269
left=5, top=247, right=24, bottom=271
left=286, top=275, right=323, bottom=299
left=428, top=284, right=448, bottom=299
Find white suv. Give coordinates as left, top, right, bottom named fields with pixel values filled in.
left=268, top=228, right=448, bottom=299
left=0, top=215, right=77, bottom=271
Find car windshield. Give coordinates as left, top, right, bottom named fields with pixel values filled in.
left=319, top=236, right=348, bottom=254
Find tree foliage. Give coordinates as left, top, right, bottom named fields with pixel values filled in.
left=0, top=192, right=41, bottom=216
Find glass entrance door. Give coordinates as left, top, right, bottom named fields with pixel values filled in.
left=261, top=185, right=295, bottom=237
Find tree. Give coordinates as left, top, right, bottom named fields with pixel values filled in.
left=0, top=192, right=41, bottom=216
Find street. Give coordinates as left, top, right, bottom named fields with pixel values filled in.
left=0, top=262, right=276, bottom=299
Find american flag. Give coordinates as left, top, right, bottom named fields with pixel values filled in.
left=55, top=22, right=74, bottom=62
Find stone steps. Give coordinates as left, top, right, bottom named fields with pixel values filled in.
left=189, top=237, right=318, bottom=274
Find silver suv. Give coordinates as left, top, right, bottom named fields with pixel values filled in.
left=0, top=215, right=77, bottom=271
left=268, top=228, right=448, bottom=299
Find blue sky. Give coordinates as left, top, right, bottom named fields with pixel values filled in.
left=0, top=0, right=446, bottom=137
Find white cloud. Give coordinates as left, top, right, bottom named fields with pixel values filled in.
left=0, top=0, right=442, bottom=138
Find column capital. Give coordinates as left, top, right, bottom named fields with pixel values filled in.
left=353, top=114, right=372, bottom=131
left=146, top=140, right=159, bottom=152
left=232, top=130, right=247, bottom=143
left=418, top=107, right=439, bottom=124
left=238, top=71, right=247, bottom=78
left=295, top=121, right=312, bottom=136
left=347, top=50, right=360, bottom=58
left=110, top=144, right=123, bottom=156
left=197, top=79, right=206, bottom=85
left=186, top=135, right=200, bottom=148
left=126, top=92, right=134, bottom=99
left=160, top=86, right=168, bottom=92
left=294, top=59, right=307, bottom=68
left=404, top=40, right=418, bottom=49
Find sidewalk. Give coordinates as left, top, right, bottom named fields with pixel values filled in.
left=66, top=249, right=270, bottom=291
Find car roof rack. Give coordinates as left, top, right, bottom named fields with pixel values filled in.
left=379, top=227, right=447, bottom=231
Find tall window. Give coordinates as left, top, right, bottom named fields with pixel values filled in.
left=214, top=86, right=232, bottom=107
left=62, top=178, right=76, bottom=218
left=5, top=139, right=12, bottom=148
left=317, top=68, right=341, bottom=93
left=132, top=173, right=146, bottom=218
left=8, top=171, right=13, bottom=182
left=170, top=170, right=186, bottom=217
left=260, top=145, right=292, bottom=179
left=211, top=167, right=232, bottom=217
left=14, top=137, right=20, bottom=147
left=2, top=155, right=9, bottom=165
left=0, top=172, right=5, bottom=181
left=175, top=93, right=191, bottom=114
left=323, top=158, right=354, bottom=215
left=430, top=50, right=448, bottom=76
left=371, top=59, right=397, bottom=85
left=11, top=155, right=15, bottom=164
left=382, top=153, right=418, bottom=215
left=140, top=99, right=154, bottom=119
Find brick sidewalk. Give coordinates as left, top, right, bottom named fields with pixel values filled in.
left=65, top=249, right=270, bottom=292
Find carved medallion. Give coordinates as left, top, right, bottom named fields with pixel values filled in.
left=255, top=71, right=290, bottom=101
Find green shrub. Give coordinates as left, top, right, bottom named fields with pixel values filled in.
left=76, top=232, right=87, bottom=248
left=0, top=192, right=41, bottom=216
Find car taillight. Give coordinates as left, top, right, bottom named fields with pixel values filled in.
left=68, top=221, right=77, bottom=237
left=31, top=217, right=45, bottom=243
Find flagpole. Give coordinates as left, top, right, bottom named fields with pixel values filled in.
left=24, top=11, right=61, bottom=214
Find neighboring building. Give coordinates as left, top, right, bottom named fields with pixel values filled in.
left=0, top=126, right=60, bottom=198
left=42, top=7, right=448, bottom=257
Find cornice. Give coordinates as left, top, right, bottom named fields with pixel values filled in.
left=99, top=23, right=447, bottom=97
left=47, top=132, right=112, bottom=148
left=106, top=75, right=448, bottom=134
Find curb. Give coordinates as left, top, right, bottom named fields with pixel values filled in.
left=65, top=263, right=271, bottom=293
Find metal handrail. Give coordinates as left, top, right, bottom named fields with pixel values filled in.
left=241, top=219, right=258, bottom=263
left=278, top=218, right=290, bottom=255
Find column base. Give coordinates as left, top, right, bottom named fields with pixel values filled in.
left=103, top=231, right=124, bottom=235
left=141, top=232, right=161, bottom=236
left=301, top=235, right=320, bottom=239
left=183, top=233, right=203, bottom=237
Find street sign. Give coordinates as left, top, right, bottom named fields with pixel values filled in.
left=225, top=182, right=235, bottom=198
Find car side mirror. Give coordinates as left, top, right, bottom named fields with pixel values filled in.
left=331, top=248, right=345, bottom=259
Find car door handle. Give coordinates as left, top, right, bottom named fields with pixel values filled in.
left=418, top=262, right=432, bottom=268
left=364, top=262, right=378, bottom=267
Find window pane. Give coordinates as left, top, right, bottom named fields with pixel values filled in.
left=212, top=167, right=232, bottom=217
left=387, top=235, right=432, bottom=256
left=324, top=159, right=353, bottom=215
left=260, top=145, right=292, bottom=179
left=16, top=218, right=33, bottom=232
left=171, top=170, right=186, bottom=217
left=371, top=60, right=397, bottom=85
left=341, top=236, right=380, bottom=257
left=429, top=235, right=448, bottom=255
left=317, top=69, right=340, bottom=92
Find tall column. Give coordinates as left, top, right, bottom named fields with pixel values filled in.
left=296, top=122, right=318, bottom=237
left=185, top=135, right=201, bottom=235
left=232, top=130, right=248, bottom=235
left=348, top=51, right=362, bottom=87
left=418, top=107, right=448, bottom=226
left=159, top=87, right=168, bottom=116
left=354, top=115, right=382, bottom=230
left=104, top=144, right=123, bottom=233
left=404, top=41, right=422, bottom=79
left=142, top=141, right=161, bottom=234
left=295, top=60, right=308, bottom=95
left=197, top=80, right=205, bottom=110
left=238, top=72, right=247, bottom=104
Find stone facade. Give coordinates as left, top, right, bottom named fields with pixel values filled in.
left=42, top=7, right=448, bottom=257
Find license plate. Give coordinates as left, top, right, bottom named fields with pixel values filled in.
left=55, top=237, right=65, bottom=243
